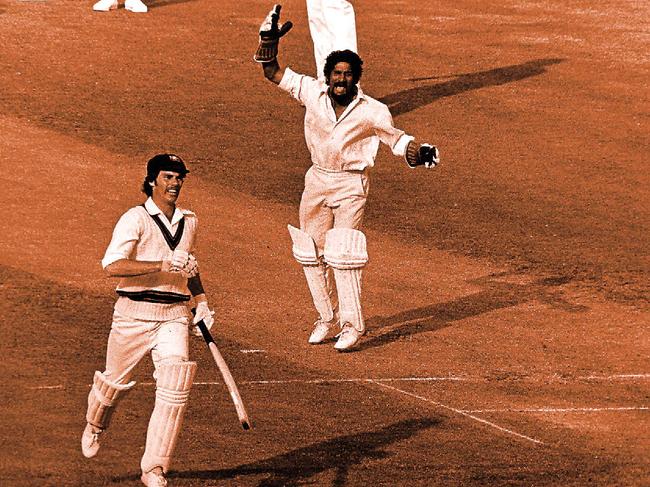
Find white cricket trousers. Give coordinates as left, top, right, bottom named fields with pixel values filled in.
left=306, top=0, right=358, bottom=80
left=299, top=165, right=369, bottom=254
left=103, top=309, right=190, bottom=385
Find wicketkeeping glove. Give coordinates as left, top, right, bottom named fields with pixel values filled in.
left=192, top=295, right=215, bottom=337
left=253, top=4, right=293, bottom=63
left=405, top=142, right=440, bottom=169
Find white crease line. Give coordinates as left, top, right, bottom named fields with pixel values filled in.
left=464, top=406, right=650, bottom=413
left=138, top=376, right=468, bottom=387
left=243, top=376, right=468, bottom=385
left=371, top=380, right=545, bottom=445
left=185, top=374, right=650, bottom=385
left=36, top=373, right=650, bottom=390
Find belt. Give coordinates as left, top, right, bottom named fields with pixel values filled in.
left=116, top=290, right=190, bottom=304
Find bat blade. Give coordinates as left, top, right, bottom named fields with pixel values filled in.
left=196, top=319, right=252, bottom=430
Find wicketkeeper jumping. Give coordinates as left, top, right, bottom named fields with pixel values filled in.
left=255, top=5, right=440, bottom=351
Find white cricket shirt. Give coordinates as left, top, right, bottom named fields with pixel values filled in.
left=102, top=198, right=198, bottom=320
left=279, top=67, right=413, bottom=172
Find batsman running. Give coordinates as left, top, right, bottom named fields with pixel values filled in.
left=254, top=5, right=440, bottom=351
left=80, top=154, right=216, bottom=487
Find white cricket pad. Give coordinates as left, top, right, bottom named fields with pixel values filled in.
left=289, top=225, right=335, bottom=321
left=332, top=267, right=364, bottom=333
left=288, top=225, right=320, bottom=266
left=86, top=371, right=136, bottom=429
left=303, top=264, right=335, bottom=323
left=324, top=229, right=367, bottom=333
left=323, top=228, right=368, bottom=269
left=141, top=361, right=197, bottom=474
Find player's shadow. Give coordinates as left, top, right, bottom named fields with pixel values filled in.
left=380, top=58, right=565, bottom=117
left=171, top=417, right=439, bottom=486
left=359, top=273, right=587, bottom=351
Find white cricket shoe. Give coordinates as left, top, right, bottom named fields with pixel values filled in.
left=334, top=323, right=363, bottom=351
left=308, top=317, right=336, bottom=344
left=141, top=468, right=167, bottom=487
left=92, top=0, right=118, bottom=11
left=81, top=423, right=103, bottom=458
left=125, top=0, right=147, bottom=12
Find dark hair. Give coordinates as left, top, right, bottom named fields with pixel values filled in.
left=142, top=177, right=154, bottom=196
left=323, top=49, right=363, bottom=84
left=141, top=153, right=188, bottom=196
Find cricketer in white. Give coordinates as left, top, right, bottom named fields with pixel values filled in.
left=81, top=154, right=215, bottom=487
left=254, top=5, right=440, bottom=351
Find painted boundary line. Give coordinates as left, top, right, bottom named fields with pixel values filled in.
left=369, top=380, right=546, bottom=445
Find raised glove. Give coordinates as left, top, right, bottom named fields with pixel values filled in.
left=192, top=295, right=215, bottom=337
left=253, top=4, right=293, bottom=63
left=405, top=142, right=440, bottom=169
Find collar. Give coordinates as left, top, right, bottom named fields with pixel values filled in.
left=144, top=197, right=185, bottom=226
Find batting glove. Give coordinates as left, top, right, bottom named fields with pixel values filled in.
left=170, top=249, right=190, bottom=268
left=163, top=250, right=199, bottom=278
left=178, top=253, right=199, bottom=278
left=254, top=4, right=293, bottom=63
left=192, top=294, right=215, bottom=337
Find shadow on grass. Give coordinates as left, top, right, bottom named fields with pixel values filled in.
left=380, top=58, right=565, bottom=117
left=359, top=272, right=587, bottom=351
left=169, top=417, right=439, bottom=486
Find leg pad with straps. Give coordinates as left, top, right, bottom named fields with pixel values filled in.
left=86, top=371, right=136, bottom=429
left=324, top=228, right=368, bottom=333
left=288, top=225, right=335, bottom=322
left=141, top=361, right=197, bottom=474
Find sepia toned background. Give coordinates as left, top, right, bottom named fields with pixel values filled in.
left=1, top=0, right=648, bottom=485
